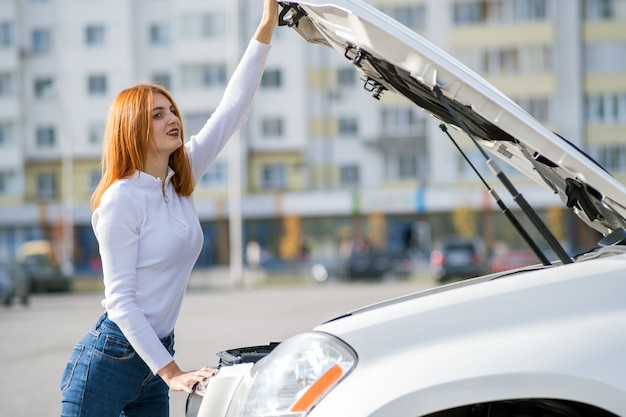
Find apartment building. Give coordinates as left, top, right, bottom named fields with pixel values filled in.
left=0, top=0, right=624, bottom=273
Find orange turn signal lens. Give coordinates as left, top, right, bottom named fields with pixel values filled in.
left=290, top=364, right=343, bottom=412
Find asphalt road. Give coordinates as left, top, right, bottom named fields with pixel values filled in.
left=0, top=275, right=435, bottom=417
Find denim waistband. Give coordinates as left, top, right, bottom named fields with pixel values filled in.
left=94, top=313, right=174, bottom=345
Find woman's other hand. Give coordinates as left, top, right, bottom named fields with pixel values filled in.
left=158, top=362, right=218, bottom=393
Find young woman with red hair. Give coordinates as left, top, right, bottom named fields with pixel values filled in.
left=60, top=2, right=278, bottom=416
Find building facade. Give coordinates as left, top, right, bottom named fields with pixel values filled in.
left=0, top=0, right=624, bottom=273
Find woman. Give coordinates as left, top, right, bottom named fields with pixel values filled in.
left=60, top=1, right=278, bottom=416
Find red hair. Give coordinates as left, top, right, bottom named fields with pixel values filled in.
left=91, top=84, right=194, bottom=209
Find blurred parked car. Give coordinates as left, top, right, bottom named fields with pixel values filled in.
left=184, top=2, right=626, bottom=417
left=21, top=255, right=71, bottom=293
left=346, top=245, right=410, bottom=280
left=430, top=237, right=488, bottom=283
left=489, top=249, right=541, bottom=273
left=0, top=260, right=30, bottom=307
left=19, top=240, right=71, bottom=293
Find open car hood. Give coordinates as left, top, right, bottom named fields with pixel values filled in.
left=277, top=0, right=626, bottom=238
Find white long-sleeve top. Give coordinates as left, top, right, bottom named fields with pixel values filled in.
left=92, top=38, right=271, bottom=374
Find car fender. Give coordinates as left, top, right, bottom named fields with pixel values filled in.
left=309, top=258, right=626, bottom=416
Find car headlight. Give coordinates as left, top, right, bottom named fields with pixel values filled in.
left=225, top=332, right=357, bottom=417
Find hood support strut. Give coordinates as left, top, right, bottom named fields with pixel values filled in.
left=432, top=85, right=573, bottom=265
left=439, top=124, right=551, bottom=266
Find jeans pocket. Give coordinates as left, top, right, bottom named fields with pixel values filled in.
left=60, top=344, right=85, bottom=393
left=95, top=334, right=135, bottom=361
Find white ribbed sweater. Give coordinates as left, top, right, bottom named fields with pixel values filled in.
left=92, top=39, right=271, bottom=374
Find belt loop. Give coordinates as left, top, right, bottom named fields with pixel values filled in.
left=92, top=312, right=107, bottom=330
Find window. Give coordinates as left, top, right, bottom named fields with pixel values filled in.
left=37, top=172, right=57, bottom=200
left=515, top=96, right=551, bottom=122
left=459, top=44, right=553, bottom=76
left=88, top=123, right=104, bottom=145
left=34, top=78, right=54, bottom=98
left=340, top=165, right=359, bottom=187
left=149, top=23, right=169, bottom=45
left=455, top=0, right=549, bottom=25
left=486, top=48, right=521, bottom=74
left=85, top=25, right=105, bottom=46
left=88, top=74, right=107, bottom=94
left=499, top=48, right=519, bottom=74
left=0, top=171, right=13, bottom=194
left=199, top=161, right=227, bottom=186
left=181, top=64, right=227, bottom=89
left=585, top=42, right=626, bottom=73
left=585, top=92, right=626, bottom=124
left=338, top=67, right=356, bottom=87
left=381, top=107, right=427, bottom=137
left=338, top=117, right=358, bottom=136
left=0, top=72, right=15, bottom=96
left=583, top=0, right=626, bottom=20
left=180, top=13, right=225, bottom=40
left=184, top=113, right=211, bottom=135
left=152, top=73, right=171, bottom=90
left=379, top=5, right=426, bottom=30
left=31, top=28, right=52, bottom=52
left=88, top=169, right=101, bottom=193
left=0, top=121, right=14, bottom=146
left=261, top=163, right=286, bottom=190
left=593, top=145, right=626, bottom=173
left=261, top=69, right=282, bottom=88
left=527, top=45, right=553, bottom=73
left=261, top=117, right=284, bottom=137
left=398, top=153, right=418, bottom=179
left=454, top=1, right=485, bottom=25
left=36, top=126, right=56, bottom=148
left=0, top=21, right=14, bottom=47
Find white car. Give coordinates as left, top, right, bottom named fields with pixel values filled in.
left=185, top=1, right=626, bottom=416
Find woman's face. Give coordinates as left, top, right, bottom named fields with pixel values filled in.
left=150, top=92, right=182, bottom=157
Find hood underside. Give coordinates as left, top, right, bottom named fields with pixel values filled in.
left=277, top=0, right=626, bottom=237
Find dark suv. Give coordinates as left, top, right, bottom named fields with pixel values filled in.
left=430, top=237, right=488, bottom=283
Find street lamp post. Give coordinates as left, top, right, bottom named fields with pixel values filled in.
left=227, top=0, right=244, bottom=287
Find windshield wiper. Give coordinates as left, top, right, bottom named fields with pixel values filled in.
left=433, top=85, right=573, bottom=265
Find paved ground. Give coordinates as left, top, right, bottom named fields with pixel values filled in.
left=0, top=272, right=436, bottom=417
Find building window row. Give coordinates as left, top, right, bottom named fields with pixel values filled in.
left=453, top=0, right=550, bottom=25
left=455, top=44, right=553, bottom=75
left=180, top=12, right=226, bottom=40
left=379, top=5, right=426, bottom=31
left=513, top=96, right=551, bottom=123
left=381, top=107, right=428, bottom=138
left=585, top=42, right=626, bottom=73
left=592, top=144, right=626, bottom=173
left=4, top=11, right=225, bottom=55
left=181, top=64, right=227, bottom=89
left=583, top=0, right=626, bottom=20
left=585, top=92, right=626, bottom=124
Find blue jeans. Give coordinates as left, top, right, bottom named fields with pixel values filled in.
left=60, top=313, right=175, bottom=417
